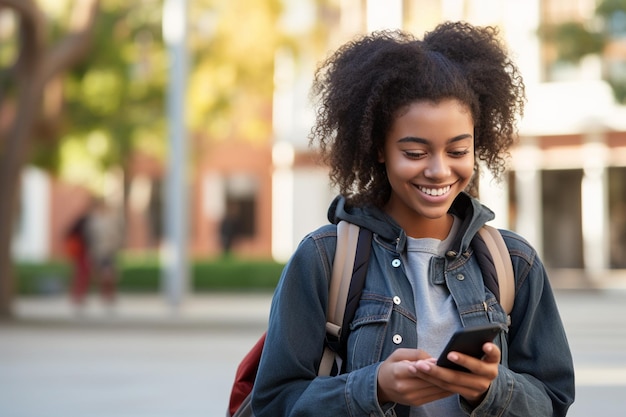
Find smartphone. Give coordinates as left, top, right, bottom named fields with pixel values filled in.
left=436, top=324, right=501, bottom=372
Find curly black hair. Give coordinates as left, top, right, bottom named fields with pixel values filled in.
left=309, top=21, right=526, bottom=207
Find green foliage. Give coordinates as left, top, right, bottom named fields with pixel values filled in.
left=16, top=256, right=285, bottom=294
left=537, top=0, right=626, bottom=103
left=596, top=0, right=626, bottom=18
left=17, top=0, right=167, bottom=183
left=192, top=258, right=285, bottom=291
left=596, top=0, right=626, bottom=38
left=31, top=0, right=298, bottom=189
left=56, top=0, right=166, bottom=189
left=15, top=261, right=71, bottom=295
left=0, top=17, right=17, bottom=97
left=608, top=78, right=626, bottom=103
left=187, top=0, right=286, bottom=144
left=538, top=22, right=605, bottom=63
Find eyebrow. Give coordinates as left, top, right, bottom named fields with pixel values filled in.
left=397, top=134, right=473, bottom=144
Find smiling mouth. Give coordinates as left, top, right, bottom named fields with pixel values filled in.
left=417, top=184, right=452, bottom=196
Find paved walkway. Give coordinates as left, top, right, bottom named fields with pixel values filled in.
left=4, top=287, right=626, bottom=417
left=10, top=292, right=274, bottom=329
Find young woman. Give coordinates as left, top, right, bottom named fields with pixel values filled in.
left=251, top=21, right=575, bottom=417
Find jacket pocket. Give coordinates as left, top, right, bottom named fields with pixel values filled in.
left=346, top=293, right=416, bottom=370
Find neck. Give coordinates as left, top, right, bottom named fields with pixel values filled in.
left=393, top=213, right=453, bottom=240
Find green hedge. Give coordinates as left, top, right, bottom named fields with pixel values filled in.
left=15, top=260, right=71, bottom=295
left=15, top=256, right=286, bottom=295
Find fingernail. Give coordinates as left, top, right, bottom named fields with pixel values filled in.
left=416, top=360, right=432, bottom=372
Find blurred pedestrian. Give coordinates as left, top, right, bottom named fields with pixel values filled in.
left=64, top=211, right=91, bottom=306
left=219, top=202, right=240, bottom=257
left=85, top=198, right=123, bottom=305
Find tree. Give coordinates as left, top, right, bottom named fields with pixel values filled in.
left=187, top=0, right=285, bottom=145
left=538, top=0, right=626, bottom=103
left=0, top=0, right=100, bottom=317
left=55, top=0, right=167, bottom=190
left=537, top=21, right=605, bottom=63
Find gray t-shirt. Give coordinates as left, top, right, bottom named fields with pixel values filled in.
left=405, top=216, right=464, bottom=417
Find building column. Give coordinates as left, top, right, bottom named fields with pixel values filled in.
left=271, top=142, right=295, bottom=263
left=513, top=137, right=543, bottom=256
left=13, top=167, right=49, bottom=261
left=479, top=164, right=509, bottom=229
left=581, top=133, right=610, bottom=280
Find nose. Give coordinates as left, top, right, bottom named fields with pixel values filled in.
left=424, top=154, right=451, bottom=180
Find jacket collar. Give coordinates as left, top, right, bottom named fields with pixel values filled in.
left=328, top=192, right=495, bottom=256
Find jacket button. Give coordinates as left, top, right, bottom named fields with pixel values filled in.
left=393, top=296, right=401, bottom=305
left=456, top=274, right=465, bottom=281
left=392, top=334, right=403, bottom=344
left=391, top=259, right=401, bottom=267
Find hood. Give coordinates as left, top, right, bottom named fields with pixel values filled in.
left=327, top=192, right=495, bottom=255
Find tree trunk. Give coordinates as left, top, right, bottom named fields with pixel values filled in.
left=0, top=0, right=100, bottom=318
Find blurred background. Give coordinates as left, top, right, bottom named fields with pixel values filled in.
left=1, top=0, right=626, bottom=416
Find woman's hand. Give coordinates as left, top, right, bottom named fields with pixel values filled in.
left=411, top=342, right=501, bottom=405
left=377, top=349, right=453, bottom=406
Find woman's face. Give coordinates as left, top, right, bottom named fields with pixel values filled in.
left=379, top=98, right=475, bottom=238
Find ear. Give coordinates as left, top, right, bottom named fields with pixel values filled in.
left=377, top=149, right=385, bottom=163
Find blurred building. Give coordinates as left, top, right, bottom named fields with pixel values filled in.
left=14, top=0, right=626, bottom=286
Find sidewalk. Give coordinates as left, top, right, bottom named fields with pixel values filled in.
left=10, top=292, right=274, bottom=330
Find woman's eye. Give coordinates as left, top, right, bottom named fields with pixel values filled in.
left=449, top=149, right=470, bottom=157
left=404, top=151, right=426, bottom=159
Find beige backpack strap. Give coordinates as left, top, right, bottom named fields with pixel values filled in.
left=478, top=225, right=515, bottom=315
left=320, top=220, right=360, bottom=376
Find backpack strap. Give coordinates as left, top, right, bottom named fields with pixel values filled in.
left=320, top=221, right=372, bottom=376
left=340, top=226, right=373, bottom=357
left=326, top=221, right=361, bottom=338
left=477, top=225, right=515, bottom=315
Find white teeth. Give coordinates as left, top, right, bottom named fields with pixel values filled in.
left=418, top=185, right=451, bottom=196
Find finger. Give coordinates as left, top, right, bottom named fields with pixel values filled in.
left=481, top=343, right=501, bottom=364
left=378, top=349, right=436, bottom=403
left=405, top=359, right=493, bottom=407
left=413, top=356, right=496, bottom=392
left=407, top=358, right=437, bottom=374
left=442, top=343, right=500, bottom=375
left=390, top=348, right=433, bottom=363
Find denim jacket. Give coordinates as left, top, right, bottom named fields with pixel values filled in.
left=251, top=192, right=575, bottom=416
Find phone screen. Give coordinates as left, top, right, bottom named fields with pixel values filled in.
left=436, top=324, right=501, bottom=372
